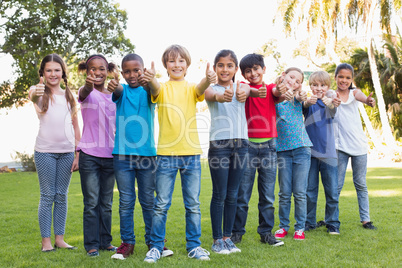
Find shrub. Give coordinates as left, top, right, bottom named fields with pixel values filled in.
left=12, top=151, right=36, bottom=171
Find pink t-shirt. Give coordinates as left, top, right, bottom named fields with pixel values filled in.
left=77, top=88, right=116, bottom=158
left=34, top=94, right=75, bottom=153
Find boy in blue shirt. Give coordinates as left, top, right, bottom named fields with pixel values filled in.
left=303, top=70, right=341, bottom=235
left=108, top=54, right=173, bottom=260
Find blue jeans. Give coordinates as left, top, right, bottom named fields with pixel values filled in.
left=150, top=155, right=202, bottom=252
left=114, top=155, right=156, bottom=245
left=208, top=139, right=248, bottom=239
left=277, top=147, right=311, bottom=231
left=337, top=151, right=370, bottom=222
left=233, top=138, right=277, bottom=236
left=79, top=151, right=115, bottom=252
left=306, top=157, right=340, bottom=229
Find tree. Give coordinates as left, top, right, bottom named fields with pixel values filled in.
left=0, top=0, right=134, bottom=108
left=276, top=0, right=401, bottom=153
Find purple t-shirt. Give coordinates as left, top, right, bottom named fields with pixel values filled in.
left=77, top=87, right=116, bottom=158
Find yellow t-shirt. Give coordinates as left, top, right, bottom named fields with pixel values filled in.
left=152, top=80, right=204, bottom=155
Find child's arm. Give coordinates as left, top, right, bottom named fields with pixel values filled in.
left=354, top=89, right=376, bottom=107
left=205, top=81, right=234, bottom=103
left=79, top=70, right=96, bottom=101
left=249, top=82, right=267, bottom=98
left=28, top=77, right=45, bottom=104
left=107, top=72, right=123, bottom=98
left=139, top=62, right=161, bottom=97
left=295, top=89, right=307, bottom=102
left=236, top=82, right=250, bottom=103
left=71, top=114, right=81, bottom=172
left=303, top=94, right=318, bottom=108
left=196, top=63, right=216, bottom=97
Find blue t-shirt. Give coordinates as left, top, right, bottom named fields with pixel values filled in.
left=275, top=99, right=312, bottom=152
left=112, top=84, right=156, bottom=156
left=303, top=99, right=337, bottom=159
left=206, top=83, right=248, bottom=141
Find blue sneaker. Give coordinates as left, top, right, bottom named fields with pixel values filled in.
left=224, top=238, right=241, bottom=253
left=188, top=247, right=210, bottom=260
left=144, top=248, right=161, bottom=263
left=211, top=239, right=230, bottom=254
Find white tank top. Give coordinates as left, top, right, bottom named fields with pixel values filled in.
left=334, top=89, right=367, bottom=156
left=34, top=94, right=75, bottom=153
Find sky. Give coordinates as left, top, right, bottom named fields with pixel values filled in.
left=0, top=0, right=306, bottom=163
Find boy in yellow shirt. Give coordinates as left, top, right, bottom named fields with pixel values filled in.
left=141, top=44, right=216, bottom=263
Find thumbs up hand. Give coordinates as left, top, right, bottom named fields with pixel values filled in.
left=220, top=80, right=234, bottom=102
left=34, top=76, right=45, bottom=97
left=307, top=94, right=318, bottom=106
left=298, top=90, right=308, bottom=102
left=322, top=95, right=334, bottom=109
left=236, top=81, right=247, bottom=103
left=85, top=70, right=96, bottom=89
left=206, top=63, right=217, bottom=85
left=107, top=70, right=120, bottom=93
left=366, top=92, right=376, bottom=107
left=333, top=92, right=341, bottom=107
left=258, top=81, right=267, bottom=98
left=277, top=77, right=287, bottom=95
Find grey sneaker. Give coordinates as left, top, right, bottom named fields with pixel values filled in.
left=211, top=239, right=230, bottom=254
left=231, top=233, right=242, bottom=244
left=188, top=247, right=210, bottom=260
left=327, top=225, right=340, bottom=235
left=260, top=233, right=284, bottom=246
left=144, top=248, right=161, bottom=263
left=224, top=238, right=241, bottom=253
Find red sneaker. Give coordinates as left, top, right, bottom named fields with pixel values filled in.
left=274, top=228, right=288, bottom=239
left=111, top=243, right=134, bottom=260
left=293, top=230, right=305, bottom=240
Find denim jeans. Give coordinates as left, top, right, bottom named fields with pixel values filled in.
left=208, top=139, right=248, bottom=239
left=233, top=138, right=277, bottom=236
left=114, top=155, right=156, bottom=245
left=306, top=157, right=340, bottom=229
left=79, top=151, right=115, bottom=252
left=150, top=155, right=202, bottom=252
left=337, top=150, right=370, bottom=222
left=277, top=147, right=311, bottom=231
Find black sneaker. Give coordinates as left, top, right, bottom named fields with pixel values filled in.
left=362, top=221, right=377, bottom=230
left=231, top=233, right=243, bottom=244
left=316, top=220, right=326, bottom=228
left=260, top=233, right=284, bottom=246
left=326, top=225, right=340, bottom=235
left=305, top=224, right=316, bottom=231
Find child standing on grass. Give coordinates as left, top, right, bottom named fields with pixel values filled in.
left=141, top=44, right=216, bottom=263
left=29, top=53, right=80, bottom=252
left=205, top=49, right=250, bottom=255
left=231, top=53, right=284, bottom=247
left=106, top=54, right=173, bottom=260
left=274, top=67, right=312, bottom=241
left=77, top=54, right=118, bottom=257
left=334, top=63, right=377, bottom=230
left=303, top=71, right=342, bottom=235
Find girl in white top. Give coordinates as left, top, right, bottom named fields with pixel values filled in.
left=334, top=63, right=377, bottom=230
left=29, top=54, right=81, bottom=251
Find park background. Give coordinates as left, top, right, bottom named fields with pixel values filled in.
left=0, top=0, right=402, bottom=267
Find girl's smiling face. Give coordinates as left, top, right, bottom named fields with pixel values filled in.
left=166, top=54, right=187, bottom=81
left=335, top=68, right=353, bottom=91
left=43, top=61, right=63, bottom=88
left=214, top=56, right=238, bottom=86
left=283, top=70, right=303, bottom=92
left=87, top=58, right=108, bottom=86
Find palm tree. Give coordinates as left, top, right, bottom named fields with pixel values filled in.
left=276, top=0, right=401, bottom=153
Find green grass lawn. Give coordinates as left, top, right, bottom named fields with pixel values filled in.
left=0, top=163, right=401, bottom=267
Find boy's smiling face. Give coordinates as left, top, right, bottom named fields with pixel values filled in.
left=310, top=81, right=329, bottom=98
left=166, top=54, right=187, bottom=81
left=242, top=64, right=265, bottom=85
left=122, top=60, right=143, bottom=88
